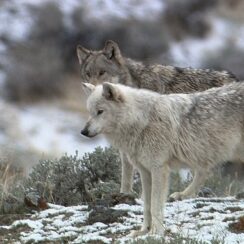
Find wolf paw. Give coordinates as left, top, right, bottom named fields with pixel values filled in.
left=169, top=192, right=183, bottom=202
left=128, top=228, right=149, bottom=238
left=149, top=224, right=164, bottom=236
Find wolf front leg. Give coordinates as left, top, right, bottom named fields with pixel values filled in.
left=129, top=166, right=152, bottom=237
left=120, top=151, right=134, bottom=193
left=169, top=169, right=208, bottom=201
left=150, top=164, right=170, bottom=235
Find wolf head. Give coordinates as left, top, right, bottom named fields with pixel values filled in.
left=81, top=82, right=127, bottom=138
left=77, top=40, right=132, bottom=86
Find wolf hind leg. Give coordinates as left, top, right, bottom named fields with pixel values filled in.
left=169, top=169, right=208, bottom=201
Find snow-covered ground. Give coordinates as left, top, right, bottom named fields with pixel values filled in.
left=1, top=197, right=244, bottom=243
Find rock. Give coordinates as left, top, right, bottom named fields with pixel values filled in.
left=24, top=192, right=48, bottom=210
left=198, top=187, right=215, bottom=198
left=229, top=216, right=244, bottom=233
left=88, top=192, right=137, bottom=208
left=236, top=192, right=244, bottom=199
left=86, top=205, right=128, bottom=225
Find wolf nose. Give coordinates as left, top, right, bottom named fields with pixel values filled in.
left=81, top=128, right=89, bottom=137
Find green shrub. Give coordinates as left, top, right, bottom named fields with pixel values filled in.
left=26, top=147, right=121, bottom=206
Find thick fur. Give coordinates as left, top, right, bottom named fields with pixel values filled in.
left=81, top=82, right=244, bottom=236
left=77, top=40, right=237, bottom=91
left=77, top=40, right=239, bottom=197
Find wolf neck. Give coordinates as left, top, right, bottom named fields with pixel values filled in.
left=124, top=58, right=172, bottom=92
left=106, top=92, right=154, bottom=152
left=109, top=122, right=145, bottom=154
left=106, top=92, right=184, bottom=155
left=107, top=91, right=190, bottom=157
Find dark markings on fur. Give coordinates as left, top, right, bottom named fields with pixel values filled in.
left=175, top=67, right=184, bottom=74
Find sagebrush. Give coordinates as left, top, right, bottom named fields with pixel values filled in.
left=26, top=147, right=121, bottom=206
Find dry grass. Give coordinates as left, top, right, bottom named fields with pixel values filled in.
left=0, top=161, right=25, bottom=214
left=0, top=161, right=24, bottom=192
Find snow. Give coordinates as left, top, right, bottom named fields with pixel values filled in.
left=1, top=197, right=244, bottom=243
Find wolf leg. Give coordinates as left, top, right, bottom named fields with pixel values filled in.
left=150, top=164, right=170, bottom=235
left=120, top=152, right=134, bottom=193
left=129, top=167, right=151, bottom=237
left=169, top=169, right=208, bottom=201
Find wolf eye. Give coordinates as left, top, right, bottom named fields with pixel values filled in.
left=99, top=70, right=106, bottom=76
left=97, top=109, right=104, bottom=115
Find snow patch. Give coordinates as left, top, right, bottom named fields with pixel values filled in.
left=1, top=197, right=244, bottom=243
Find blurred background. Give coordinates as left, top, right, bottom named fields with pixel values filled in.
left=0, top=0, right=244, bottom=176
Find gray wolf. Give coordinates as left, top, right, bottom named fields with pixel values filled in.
left=81, top=82, right=244, bottom=236
left=76, top=40, right=239, bottom=198
left=76, top=40, right=237, bottom=91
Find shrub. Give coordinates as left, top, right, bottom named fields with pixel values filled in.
left=1, top=146, right=243, bottom=214
left=26, top=147, right=121, bottom=206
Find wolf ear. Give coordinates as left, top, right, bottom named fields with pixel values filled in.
left=103, top=40, right=123, bottom=65
left=82, top=83, right=95, bottom=97
left=102, top=82, right=124, bottom=102
left=77, top=45, right=90, bottom=64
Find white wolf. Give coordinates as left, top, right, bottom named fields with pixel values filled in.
left=81, top=82, right=244, bottom=236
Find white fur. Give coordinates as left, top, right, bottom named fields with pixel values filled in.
left=82, top=82, right=244, bottom=236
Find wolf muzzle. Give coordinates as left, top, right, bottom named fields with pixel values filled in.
left=81, top=127, right=89, bottom=137
left=81, top=123, right=97, bottom=138
left=81, top=121, right=92, bottom=137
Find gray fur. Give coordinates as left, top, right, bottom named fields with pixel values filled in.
left=81, top=82, right=244, bottom=236
left=77, top=40, right=238, bottom=91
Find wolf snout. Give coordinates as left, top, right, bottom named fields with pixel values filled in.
left=81, top=124, right=97, bottom=138
left=81, top=127, right=89, bottom=137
